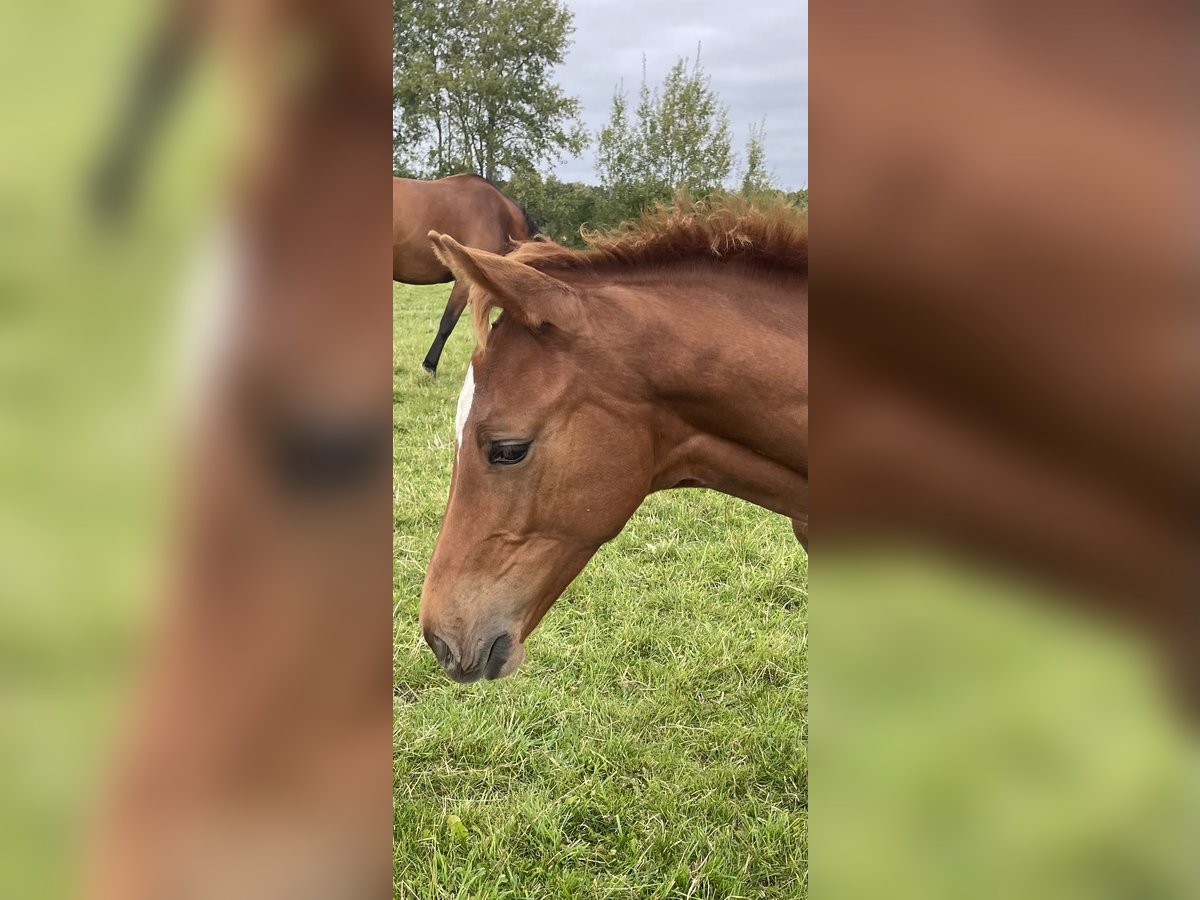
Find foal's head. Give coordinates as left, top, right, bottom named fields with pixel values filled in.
left=418, top=233, right=653, bottom=682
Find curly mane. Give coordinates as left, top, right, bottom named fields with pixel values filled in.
left=471, top=196, right=808, bottom=346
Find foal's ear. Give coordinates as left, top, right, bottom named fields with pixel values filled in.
left=428, top=231, right=585, bottom=334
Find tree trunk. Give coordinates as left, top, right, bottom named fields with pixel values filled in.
left=485, top=109, right=496, bottom=182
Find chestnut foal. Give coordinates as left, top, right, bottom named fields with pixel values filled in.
left=420, top=202, right=807, bottom=682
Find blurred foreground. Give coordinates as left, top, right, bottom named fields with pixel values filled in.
left=2, top=0, right=392, bottom=897
left=812, top=1, right=1199, bottom=898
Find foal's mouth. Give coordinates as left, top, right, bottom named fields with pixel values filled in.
left=430, top=630, right=526, bottom=684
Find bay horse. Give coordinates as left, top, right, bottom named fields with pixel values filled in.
left=393, top=174, right=538, bottom=374
left=419, top=200, right=807, bottom=682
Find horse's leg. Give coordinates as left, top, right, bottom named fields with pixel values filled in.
left=421, top=281, right=469, bottom=374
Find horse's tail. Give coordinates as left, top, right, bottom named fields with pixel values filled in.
left=519, top=204, right=540, bottom=240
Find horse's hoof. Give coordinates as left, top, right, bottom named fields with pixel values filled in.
left=421, top=363, right=438, bottom=377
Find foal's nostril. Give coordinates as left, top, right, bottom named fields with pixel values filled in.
left=424, top=630, right=453, bottom=667
left=483, top=633, right=513, bottom=680
left=424, top=630, right=513, bottom=682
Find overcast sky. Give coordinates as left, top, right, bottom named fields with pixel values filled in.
left=550, top=1, right=807, bottom=189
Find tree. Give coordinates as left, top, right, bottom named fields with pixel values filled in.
left=596, top=51, right=734, bottom=222
left=740, top=119, right=776, bottom=197
left=505, top=170, right=607, bottom=247
left=393, top=0, right=588, bottom=181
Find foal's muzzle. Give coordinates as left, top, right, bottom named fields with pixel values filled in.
left=423, top=628, right=515, bottom=683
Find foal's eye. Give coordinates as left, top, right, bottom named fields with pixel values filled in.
left=488, top=441, right=531, bottom=466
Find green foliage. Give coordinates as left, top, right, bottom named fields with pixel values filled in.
left=734, top=186, right=806, bottom=213
left=394, top=0, right=588, bottom=181
left=503, top=171, right=604, bottom=247
left=500, top=175, right=808, bottom=254
left=394, top=283, right=808, bottom=898
left=740, top=119, right=776, bottom=198
left=596, top=52, right=735, bottom=223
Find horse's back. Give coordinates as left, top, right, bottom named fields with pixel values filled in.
left=393, top=178, right=450, bottom=283
left=393, top=175, right=529, bottom=283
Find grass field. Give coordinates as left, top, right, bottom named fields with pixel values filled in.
left=393, top=283, right=808, bottom=899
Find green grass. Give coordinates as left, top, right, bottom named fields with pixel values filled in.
left=393, top=283, right=808, bottom=899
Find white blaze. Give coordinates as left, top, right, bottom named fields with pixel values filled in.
left=178, top=213, right=244, bottom=423
left=455, top=364, right=476, bottom=459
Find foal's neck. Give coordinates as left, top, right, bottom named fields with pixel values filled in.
left=608, top=267, right=808, bottom=521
